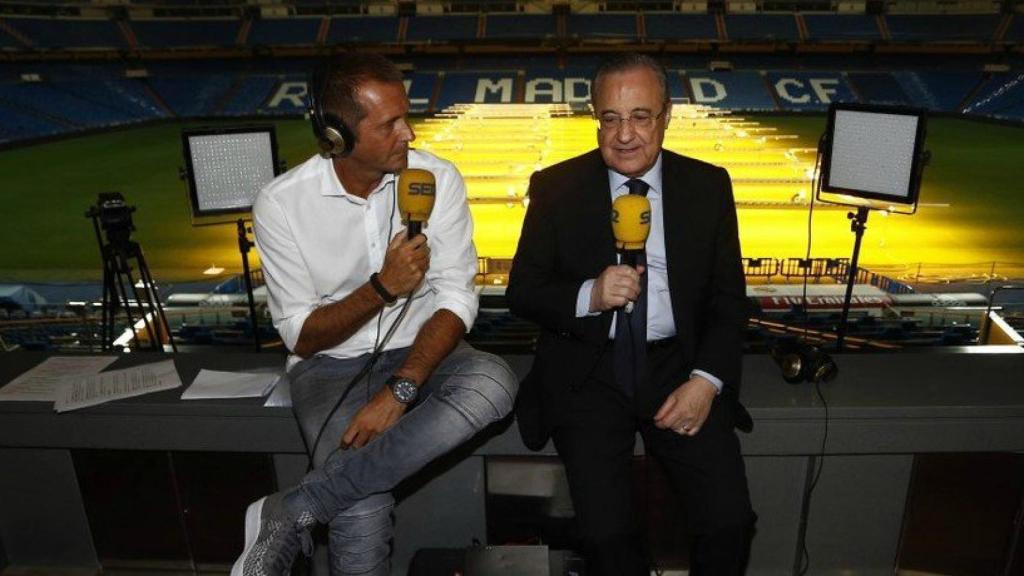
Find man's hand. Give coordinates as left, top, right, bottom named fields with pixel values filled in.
left=590, top=264, right=645, bottom=312
left=341, top=387, right=408, bottom=450
left=378, top=231, right=430, bottom=298
left=654, top=375, right=718, bottom=437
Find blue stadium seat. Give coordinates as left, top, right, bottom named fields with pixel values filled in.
left=0, top=100, right=65, bottom=142
left=220, top=75, right=282, bottom=116
left=683, top=71, right=776, bottom=110
left=435, top=71, right=517, bottom=109
left=148, top=73, right=234, bottom=117
left=765, top=71, right=856, bottom=110
left=485, top=14, right=555, bottom=40
left=405, top=72, right=437, bottom=113
left=964, top=72, right=1024, bottom=121
left=567, top=13, right=638, bottom=41
left=643, top=13, right=717, bottom=41
left=247, top=17, right=321, bottom=46
left=803, top=14, right=880, bottom=41
left=4, top=17, right=127, bottom=49
left=132, top=18, right=240, bottom=48
left=725, top=14, right=799, bottom=42
left=327, top=16, right=398, bottom=43
left=886, top=14, right=1000, bottom=42
left=1, top=27, right=24, bottom=50
left=847, top=72, right=911, bottom=106
left=893, top=71, right=981, bottom=112
left=406, top=15, right=478, bottom=42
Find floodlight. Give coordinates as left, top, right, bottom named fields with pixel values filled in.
left=818, top=103, right=928, bottom=211
left=181, top=126, right=280, bottom=218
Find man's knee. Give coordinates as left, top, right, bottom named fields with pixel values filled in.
left=439, top=351, right=518, bottom=425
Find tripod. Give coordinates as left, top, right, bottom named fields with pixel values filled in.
left=89, top=208, right=177, bottom=353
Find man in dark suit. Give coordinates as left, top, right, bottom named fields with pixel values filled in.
left=507, top=53, right=756, bottom=575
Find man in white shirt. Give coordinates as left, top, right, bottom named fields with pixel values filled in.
left=232, top=52, right=517, bottom=576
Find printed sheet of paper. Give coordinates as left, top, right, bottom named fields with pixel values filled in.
left=181, top=369, right=280, bottom=400
left=55, top=359, right=182, bottom=413
left=0, top=356, right=118, bottom=402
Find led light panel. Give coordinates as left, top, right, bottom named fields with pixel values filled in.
left=820, top=103, right=927, bottom=205
left=182, top=126, right=280, bottom=217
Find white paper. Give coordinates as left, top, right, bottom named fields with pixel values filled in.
left=181, top=369, right=280, bottom=400
left=55, top=359, right=182, bottom=413
left=0, top=356, right=118, bottom=402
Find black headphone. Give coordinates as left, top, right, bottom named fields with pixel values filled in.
left=771, top=338, right=838, bottom=385
left=308, top=66, right=356, bottom=157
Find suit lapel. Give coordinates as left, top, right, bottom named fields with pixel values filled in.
left=575, top=151, right=616, bottom=336
left=662, top=152, right=698, bottom=316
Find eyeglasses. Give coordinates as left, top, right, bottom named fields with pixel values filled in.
left=597, top=108, right=667, bottom=132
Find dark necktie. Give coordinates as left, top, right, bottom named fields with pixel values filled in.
left=613, top=178, right=649, bottom=398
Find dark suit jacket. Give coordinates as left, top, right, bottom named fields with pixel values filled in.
left=506, top=149, right=750, bottom=450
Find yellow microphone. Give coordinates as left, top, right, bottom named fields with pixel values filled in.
left=611, top=194, right=651, bottom=313
left=397, top=168, right=436, bottom=239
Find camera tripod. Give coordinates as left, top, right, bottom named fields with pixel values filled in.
left=88, top=206, right=177, bottom=353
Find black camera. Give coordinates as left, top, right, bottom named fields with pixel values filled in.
left=86, top=192, right=136, bottom=249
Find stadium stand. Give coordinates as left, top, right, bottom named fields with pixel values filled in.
left=406, top=14, right=479, bottom=42
left=964, top=71, right=1024, bottom=121
left=326, top=15, right=398, bottom=43
left=566, top=13, right=638, bottom=41
left=802, top=14, right=881, bottom=42
left=2, top=17, right=127, bottom=50
left=683, top=71, right=777, bottom=110
left=131, top=18, right=240, bottom=48
left=765, top=71, right=856, bottom=110
left=894, top=70, right=982, bottom=111
left=484, top=14, right=556, bottom=40
left=885, top=14, right=1001, bottom=42
left=848, top=72, right=913, bottom=106
left=147, top=73, right=234, bottom=117
left=643, top=13, right=718, bottom=42
left=1007, top=14, right=1024, bottom=42
left=724, top=14, right=800, bottom=42
left=246, top=16, right=321, bottom=46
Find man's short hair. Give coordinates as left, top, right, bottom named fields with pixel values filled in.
left=318, top=52, right=404, bottom=130
left=591, top=53, right=671, bottom=109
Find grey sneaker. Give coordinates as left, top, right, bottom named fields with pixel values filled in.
left=231, top=490, right=316, bottom=576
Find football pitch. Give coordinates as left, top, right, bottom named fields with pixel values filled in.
left=1, top=114, right=1022, bottom=284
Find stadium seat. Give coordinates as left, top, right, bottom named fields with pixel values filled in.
left=485, top=14, right=556, bottom=40
left=247, top=17, right=321, bottom=46
left=724, top=14, right=799, bottom=42
left=643, top=13, right=718, bottom=41
left=567, top=13, right=638, bottom=41
left=132, top=18, right=240, bottom=49
left=886, top=14, right=1000, bottom=42
left=803, top=14, right=880, bottom=41
left=406, top=15, right=478, bottom=42
left=327, top=16, right=398, bottom=43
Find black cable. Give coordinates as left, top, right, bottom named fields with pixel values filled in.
left=304, top=178, right=415, bottom=471
left=795, top=133, right=831, bottom=576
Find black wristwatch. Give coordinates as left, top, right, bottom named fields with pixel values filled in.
left=386, top=375, right=419, bottom=404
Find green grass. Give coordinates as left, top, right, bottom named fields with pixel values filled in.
left=1, top=115, right=1022, bottom=282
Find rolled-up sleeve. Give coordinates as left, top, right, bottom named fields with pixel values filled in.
left=423, top=161, right=479, bottom=331
left=252, top=190, right=318, bottom=352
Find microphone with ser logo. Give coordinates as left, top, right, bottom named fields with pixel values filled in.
left=611, top=194, right=651, bottom=314
left=397, top=168, right=437, bottom=239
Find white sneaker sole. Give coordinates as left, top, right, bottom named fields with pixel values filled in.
left=231, top=496, right=268, bottom=576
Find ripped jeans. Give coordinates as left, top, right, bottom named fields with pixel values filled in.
left=288, top=342, right=518, bottom=575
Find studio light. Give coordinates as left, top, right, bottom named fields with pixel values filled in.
left=181, top=126, right=280, bottom=218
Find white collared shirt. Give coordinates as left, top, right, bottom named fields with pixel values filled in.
left=574, top=153, right=723, bottom=393
left=253, top=149, right=478, bottom=370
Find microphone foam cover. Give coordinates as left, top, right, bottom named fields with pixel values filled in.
left=611, top=194, right=651, bottom=251
left=397, top=168, right=437, bottom=224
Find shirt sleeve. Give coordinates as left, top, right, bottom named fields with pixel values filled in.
left=252, top=190, right=318, bottom=352
left=691, top=369, right=724, bottom=394
left=575, top=279, right=601, bottom=318
left=423, top=160, right=479, bottom=331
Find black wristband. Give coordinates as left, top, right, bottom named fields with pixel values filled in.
left=369, top=272, right=397, bottom=304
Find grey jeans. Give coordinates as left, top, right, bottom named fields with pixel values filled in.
left=289, top=341, right=518, bottom=575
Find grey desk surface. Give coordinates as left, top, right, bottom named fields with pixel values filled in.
left=2, top=348, right=1023, bottom=456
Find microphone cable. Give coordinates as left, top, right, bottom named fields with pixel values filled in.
left=301, top=179, right=419, bottom=471
left=795, top=132, right=832, bottom=576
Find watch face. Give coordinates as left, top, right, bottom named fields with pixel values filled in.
left=390, top=378, right=418, bottom=404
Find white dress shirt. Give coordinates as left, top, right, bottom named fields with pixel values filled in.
left=574, top=153, right=723, bottom=393
left=253, top=149, right=478, bottom=370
